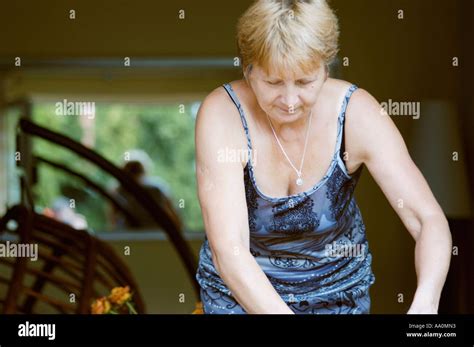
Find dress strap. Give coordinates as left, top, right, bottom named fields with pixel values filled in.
left=222, top=83, right=253, bottom=154
left=337, top=84, right=358, bottom=162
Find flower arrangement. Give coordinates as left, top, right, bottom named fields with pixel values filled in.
left=192, top=301, right=204, bottom=314
left=91, top=286, right=137, bottom=314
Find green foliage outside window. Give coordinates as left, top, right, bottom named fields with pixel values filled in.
left=32, top=101, right=203, bottom=233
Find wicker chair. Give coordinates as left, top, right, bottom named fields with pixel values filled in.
left=0, top=204, right=145, bottom=314
left=0, top=118, right=199, bottom=314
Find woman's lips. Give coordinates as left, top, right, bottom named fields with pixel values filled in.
left=278, top=107, right=300, bottom=114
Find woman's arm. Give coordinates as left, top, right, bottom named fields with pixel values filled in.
left=345, top=88, right=452, bottom=313
left=408, top=214, right=451, bottom=313
left=195, top=89, right=294, bottom=314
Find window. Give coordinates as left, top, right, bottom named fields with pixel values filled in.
left=31, top=100, right=203, bottom=233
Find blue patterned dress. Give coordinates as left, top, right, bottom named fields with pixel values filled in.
left=196, top=82, right=375, bottom=314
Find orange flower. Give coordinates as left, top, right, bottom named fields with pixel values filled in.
left=192, top=301, right=204, bottom=314
left=108, top=286, right=132, bottom=305
left=91, top=297, right=111, bottom=314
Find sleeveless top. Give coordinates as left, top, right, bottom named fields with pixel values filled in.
left=196, top=82, right=376, bottom=314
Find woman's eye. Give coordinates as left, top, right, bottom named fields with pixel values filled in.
left=265, top=80, right=313, bottom=86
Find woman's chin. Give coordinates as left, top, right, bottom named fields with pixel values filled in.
left=272, top=109, right=302, bottom=123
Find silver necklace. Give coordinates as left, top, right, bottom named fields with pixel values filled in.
left=266, top=109, right=313, bottom=186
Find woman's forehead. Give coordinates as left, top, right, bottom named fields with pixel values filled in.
left=254, top=63, right=321, bottom=79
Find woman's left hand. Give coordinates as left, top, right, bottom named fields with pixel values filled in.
left=407, top=304, right=438, bottom=314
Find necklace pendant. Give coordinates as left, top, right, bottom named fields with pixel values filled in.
left=296, top=177, right=303, bottom=186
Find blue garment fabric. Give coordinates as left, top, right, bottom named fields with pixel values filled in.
left=196, top=82, right=375, bottom=314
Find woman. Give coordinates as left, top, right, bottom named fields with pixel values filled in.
left=195, top=0, right=451, bottom=314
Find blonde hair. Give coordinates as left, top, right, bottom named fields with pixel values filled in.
left=237, top=0, right=339, bottom=78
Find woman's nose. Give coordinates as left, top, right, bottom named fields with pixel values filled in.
left=281, top=86, right=299, bottom=112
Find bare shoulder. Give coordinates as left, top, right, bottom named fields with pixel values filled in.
left=344, top=83, right=386, bottom=141
left=197, top=85, right=235, bottom=125
left=341, top=82, right=401, bottom=166
left=321, top=78, right=352, bottom=97
left=319, top=78, right=358, bottom=112
left=325, top=77, right=353, bottom=90
left=196, top=84, right=246, bottom=138
left=195, top=83, right=248, bottom=164
left=322, top=78, right=381, bottom=119
left=325, top=79, right=386, bottom=168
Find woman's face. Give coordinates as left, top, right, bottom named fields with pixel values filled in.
left=246, top=63, right=327, bottom=125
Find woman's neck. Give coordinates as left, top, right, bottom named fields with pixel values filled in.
left=248, top=94, right=313, bottom=143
